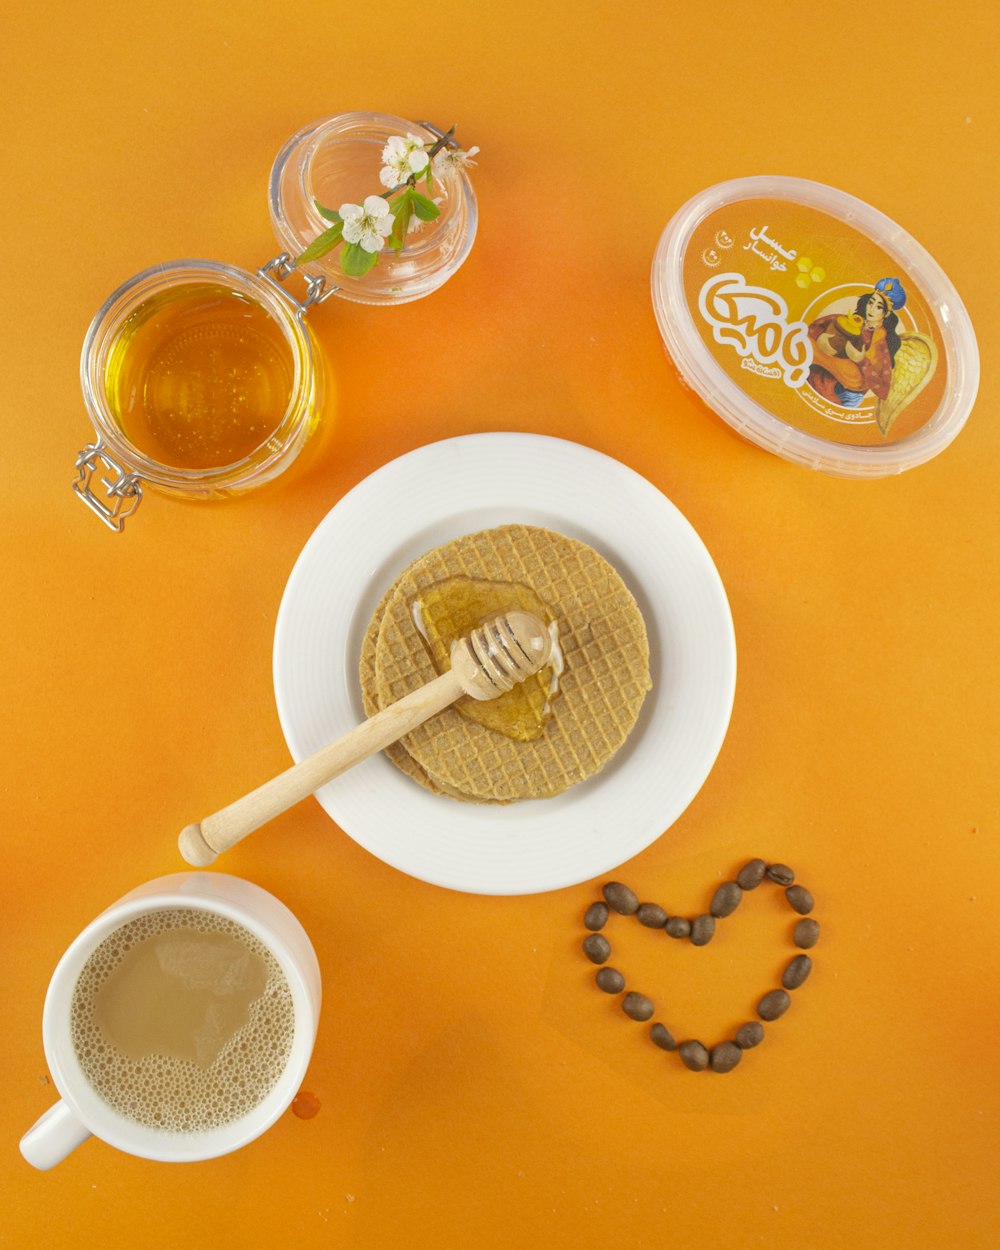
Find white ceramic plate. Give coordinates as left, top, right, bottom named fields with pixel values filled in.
left=273, top=434, right=736, bottom=895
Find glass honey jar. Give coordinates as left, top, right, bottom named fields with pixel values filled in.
left=74, top=112, right=478, bottom=530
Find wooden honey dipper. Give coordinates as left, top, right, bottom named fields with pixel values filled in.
left=178, top=610, right=553, bottom=866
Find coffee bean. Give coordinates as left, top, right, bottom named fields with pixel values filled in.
left=766, top=863, right=795, bottom=886
left=582, top=934, right=611, bottom=965
left=584, top=902, right=609, bottom=931
left=794, top=918, right=821, bottom=949
left=649, top=1022, right=677, bottom=1051
left=602, top=882, right=639, bottom=915
left=636, top=902, right=668, bottom=928
left=678, top=1040, right=710, bottom=1071
left=710, top=1041, right=743, bottom=1073
left=595, top=967, right=625, bottom=994
left=757, top=989, right=791, bottom=1021
left=710, top=882, right=742, bottom=918
left=736, top=858, right=767, bottom=890
left=622, top=992, right=654, bottom=1021
left=785, top=885, right=814, bottom=915
left=782, top=954, right=812, bottom=990
left=690, top=914, right=716, bottom=946
left=735, top=1021, right=765, bottom=1049
left=665, top=916, right=691, bottom=939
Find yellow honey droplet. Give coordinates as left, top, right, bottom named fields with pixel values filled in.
left=797, top=256, right=812, bottom=273
left=796, top=274, right=811, bottom=289
left=810, top=267, right=826, bottom=283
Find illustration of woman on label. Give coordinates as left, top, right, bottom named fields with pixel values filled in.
left=806, top=277, right=938, bottom=434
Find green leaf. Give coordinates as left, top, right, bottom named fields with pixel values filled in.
left=341, top=241, right=380, bottom=277
left=389, top=187, right=413, bottom=218
left=425, top=163, right=434, bottom=194
left=314, top=202, right=342, bottom=223
left=389, top=196, right=414, bottom=250
left=410, top=192, right=440, bottom=222
left=294, top=222, right=343, bottom=265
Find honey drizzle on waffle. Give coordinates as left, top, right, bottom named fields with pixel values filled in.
left=411, top=576, right=560, bottom=743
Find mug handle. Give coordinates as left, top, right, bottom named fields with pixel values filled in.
left=20, top=1100, right=92, bottom=1170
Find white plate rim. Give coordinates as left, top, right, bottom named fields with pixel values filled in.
left=273, top=433, right=736, bottom=894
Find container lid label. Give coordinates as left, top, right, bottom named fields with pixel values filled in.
left=683, top=199, right=946, bottom=444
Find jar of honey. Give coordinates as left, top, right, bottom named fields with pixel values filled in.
left=74, top=113, right=478, bottom=530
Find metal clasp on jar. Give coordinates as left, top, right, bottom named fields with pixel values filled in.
left=73, top=438, right=143, bottom=532
left=257, top=253, right=336, bottom=317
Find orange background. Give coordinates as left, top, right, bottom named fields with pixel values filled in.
left=2, top=2, right=997, bottom=1248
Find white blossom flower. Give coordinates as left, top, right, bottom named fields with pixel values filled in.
left=339, top=195, right=394, bottom=253
left=432, top=144, right=479, bottom=178
left=379, top=133, right=431, bottom=189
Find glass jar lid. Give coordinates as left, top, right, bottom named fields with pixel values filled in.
left=651, top=176, right=979, bottom=477
left=269, top=111, right=478, bottom=306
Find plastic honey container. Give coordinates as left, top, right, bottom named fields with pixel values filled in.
left=651, top=176, right=979, bottom=477
left=74, top=112, right=478, bottom=530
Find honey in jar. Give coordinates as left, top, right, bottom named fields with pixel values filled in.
left=75, top=112, right=476, bottom=529
left=77, top=259, right=324, bottom=530
left=104, top=284, right=296, bottom=471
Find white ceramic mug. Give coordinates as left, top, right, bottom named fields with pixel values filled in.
left=20, top=873, right=321, bottom=1169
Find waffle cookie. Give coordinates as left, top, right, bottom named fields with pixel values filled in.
left=359, top=582, right=500, bottom=802
left=360, top=525, right=652, bottom=802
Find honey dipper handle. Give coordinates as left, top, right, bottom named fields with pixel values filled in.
left=178, top=669, right=464, bottom=866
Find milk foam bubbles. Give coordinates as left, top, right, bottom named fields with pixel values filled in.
left=70, top=908, right=294, bottom=1133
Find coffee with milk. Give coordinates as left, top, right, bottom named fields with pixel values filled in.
left=70, top=907, right=294, bottom=1133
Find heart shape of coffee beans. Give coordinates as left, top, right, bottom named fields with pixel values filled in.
left=581, top=859, right=819, bottom=1073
